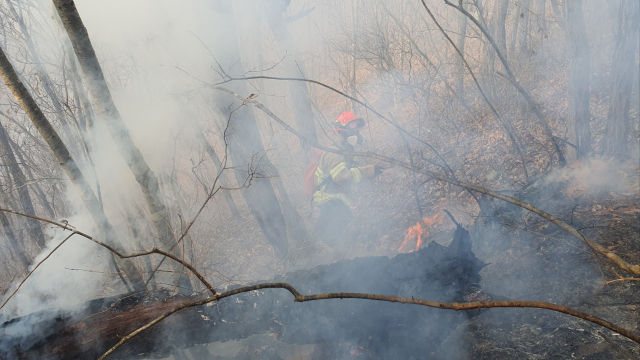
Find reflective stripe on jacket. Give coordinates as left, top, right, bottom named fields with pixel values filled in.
left=312, top=145, right=375, bottom=206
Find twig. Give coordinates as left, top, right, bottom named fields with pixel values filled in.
left=145, top=102, right=243, bottom=285
left=97, top=282, right=640, bottom=359
left=605, top=278, right=640, bottom=285
left=117, top=248, right=215, bottom=295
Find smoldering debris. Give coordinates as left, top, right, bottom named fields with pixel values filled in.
left=0, top=225, right=485, bottom=360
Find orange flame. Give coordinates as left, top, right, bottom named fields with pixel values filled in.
left=398, top=212, right=444, bottom=253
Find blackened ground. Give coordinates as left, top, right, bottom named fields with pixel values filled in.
left=441, top=180, right=640, bottom=360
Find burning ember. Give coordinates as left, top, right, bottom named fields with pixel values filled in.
left=398, top=212, right=444, bottom=253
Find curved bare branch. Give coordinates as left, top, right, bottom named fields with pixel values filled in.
left=97, top=282, right=640, bottom=359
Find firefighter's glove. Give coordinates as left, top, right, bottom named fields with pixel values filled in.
left=374, top=165, right=385, bottom=176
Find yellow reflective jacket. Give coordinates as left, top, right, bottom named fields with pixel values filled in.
left=313, top=144, right=375, bottom=206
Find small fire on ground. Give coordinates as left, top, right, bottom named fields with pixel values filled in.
left=398, top=212, right=444, bottom=253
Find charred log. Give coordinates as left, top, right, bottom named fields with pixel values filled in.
left=0, top=226, right=486, bottom=360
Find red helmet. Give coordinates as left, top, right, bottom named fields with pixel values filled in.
left=334, top=111, right=365, bottom=133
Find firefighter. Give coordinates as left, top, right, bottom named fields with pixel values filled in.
left=312, top=111, right=383, bottom=250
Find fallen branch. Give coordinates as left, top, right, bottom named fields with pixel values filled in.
left=0, top=208, right=217, bottom=298
left=1, top=208, right=636, bottom=358
left=97, top=282, right=640, bottom=360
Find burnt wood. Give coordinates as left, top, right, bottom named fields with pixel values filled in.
left=0, top=225, right=485, bottom=360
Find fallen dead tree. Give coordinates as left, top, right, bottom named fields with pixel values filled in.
left=1, top=225, right=486, bottom=359
left=2, top=221, right=639, bottom=360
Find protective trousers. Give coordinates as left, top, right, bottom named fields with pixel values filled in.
left=313, top=199, right=353, bottom=250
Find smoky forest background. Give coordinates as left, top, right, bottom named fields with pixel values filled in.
left=0, top=0, right=638, bottom=359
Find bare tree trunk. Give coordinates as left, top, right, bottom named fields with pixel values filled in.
left=52, top=0, right=192, bottom=292
left=454, top=1, right=469, bottom=94
left=479, top=1, right=496, bottom=101
left=533, top=0, right=547, bottom=56
left=0, top=43, right=146, bottom=291
left=63, top=52, right=106, bottom=205
left=208, top=1, right=308, bottom=258
left=7, top=0, right=76, bottom=143
left=122, top=209, right=158, bottom=290
left=0, top=193, right=30, bottom=270
left=509, top=0, right=522, bottom=58
left=493, top=0, right=510, bottom=60
left=265, top=2, right=319, bottom=155
left=564, top=0, right=592, bottom=158
left=9, top=136, right=56, bottom=219
left=602, top=0, right=639, bottom=157
left=0, top=121, right=46, bottom=249
left=517, top=0, right=533, bottom=57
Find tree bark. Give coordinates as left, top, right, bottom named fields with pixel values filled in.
left=52, top=0, right=192, bottom=292
left=0, top=43, right=146, bottom=291
left=0, top=121, right=46, bottom=249
left=602, top=0, right=639, bottom=157
left=564, top=0, right=592, bottom=158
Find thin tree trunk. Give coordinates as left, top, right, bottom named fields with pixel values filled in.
left=0, top=43, right=146, bottom=291
left=52, top=0, right=192, bottom=292
left=479, top=1, right=497, bottom=101
left=122, top=208, right=158, bottom=290
left=7, top=0, right=76, bottom=143
left=495, top=0, right=510, bottom=56
left=454, top=2, right=469, bottom=94
left=0, top=193, right=30, bottom=270
left=564, top=0, right=592, bottom=158
left=0, top=121, right=46, bottom=249
left=265, top=4, right=319, bottom=155
left=509, top=1, right=521, bottom=57
left=63, top=49, right=103, bottom=204
left=8, top=137, right=56, bottom=219
left=602, top=0, right=639, bottom=157
left=517, top=0, right=533, bottom=57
